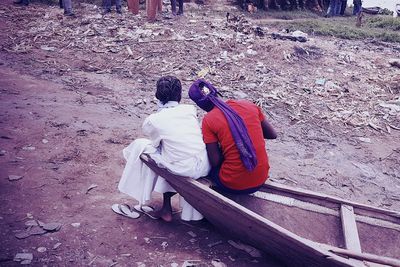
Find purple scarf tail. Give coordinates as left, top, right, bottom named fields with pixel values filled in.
left=190, top=79, right=258, bottom=171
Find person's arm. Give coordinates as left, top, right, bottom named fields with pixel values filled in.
left=205, top=142, right=223, bottom=168
left=261, top=119, right=277, bottom=139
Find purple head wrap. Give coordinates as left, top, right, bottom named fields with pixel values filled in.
left=189, top=79, right=258, bottom=171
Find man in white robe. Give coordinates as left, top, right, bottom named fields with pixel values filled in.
left=117, top=76, right=210, bottom=221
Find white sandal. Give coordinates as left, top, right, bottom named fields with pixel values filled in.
left=111, top=204, right=140, bottom=219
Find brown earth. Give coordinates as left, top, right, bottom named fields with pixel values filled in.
left=0, top=0, right=399, bottom=266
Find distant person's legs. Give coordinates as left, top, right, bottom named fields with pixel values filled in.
left=116, top=0, right=122, bottom=13
left=147, top=0, right=157, bottom=22
left=157, top=0, right=162, bottom=12
left=340, top=0, right=347, bottom=15
left=170, top=0, right=176, bottom=14
left=103, top=0, right=111, bottom=13
left=352, top=0, right=361, bottom=15
left=177, top=0, right=183, bottom=14
left=63, top=0, right=74, bottom=16
left=128, top=0, right=139, bottom=14
left=14, top=0, right=29, bottom=6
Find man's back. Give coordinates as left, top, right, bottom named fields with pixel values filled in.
left=202, top=100, right=269, bottom=190
left=143, top=104, right=206, bottom=162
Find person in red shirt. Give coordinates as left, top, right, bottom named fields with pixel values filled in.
left=189, top=79, right=277, bottom=194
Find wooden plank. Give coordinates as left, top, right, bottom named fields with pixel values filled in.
left=263, top=181, right=400, bottom=219
left=340, top=204, right=362, bottom=253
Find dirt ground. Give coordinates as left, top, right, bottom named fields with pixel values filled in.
left=0, top=0, right=399, bottom=266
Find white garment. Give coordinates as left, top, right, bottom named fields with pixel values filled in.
left=118, top=138, right=157, bottom=205
left=118, top=103, right=210, bottom=221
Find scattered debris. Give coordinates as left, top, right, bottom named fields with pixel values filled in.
left=228, top=240, right=262, bottom=258
left=53, top=242, right=62, bottom=250
left=37, top=247, right=46, bottom=253
left=15, top=226, right=47, bottom=239
left=358, top=137, right=372, bottom=143
left=182, top=260, right=202, bottom=267
left=161, top=241, right=168, bottom=250
left=389, top=59, right=400, bottom=68
left=14, top=253, right=33, bottom=265
left=86, top=184, right=98, bottom=194
left=207, top=240, right=223, bottom=248
left=42, top=139, right=49, bottom=144
left=42, top=222, right=62, bottom=231
left=211, top=259, right=227, bottom=267
left=315, top=78, right=326, bottom=86
left=71, top=223, right=81, bottom=228
left=15, top=219, right=61, bottom=239
left=187, top=231, right=197, bottom=238
left=22, top=145, right=35, bottom=151
left=8, top=175, right=23, bottom=181
left=271, top=33, right=307, bottom=42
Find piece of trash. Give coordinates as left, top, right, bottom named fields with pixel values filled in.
left=40, top=45, right=56, bottom=52
left=292, top=30, right=308, bottom=39
left=189, top=238, right=196, bottom=243
left=53, top=242, right=62, bottom=250
left=389, top=59, right=400, bottom=68
left=187, top=231, right=197, bottom=238
left=37, top=247, right=47, bottom=253
left=14, top=253, right=33, bottom=264
left=207, top=240, right=223, bottom=248
left=42, top=222, right=62, bottom=232
left=22, top=145, right=35, bottom=151
left=246, top=49, right=258, bottom=56
left=25, top=220, right=41, bottom=227
left=126, top=45, right=133, bottom=56
left=211, top=259, right=227, bottom=267
left=144, top=237, right=150, bottom=243
left=182, top=260, right=201, bottom=267
left=120, top=253, right=131, bottom=257
left=86, top=184, right=98, bottom=194
left=358, top=137, right=371, bottom=143
left=8, top=175, right=23, bottom=181
left=42, top=139, right=49, bottom=144
left=171, top=263, right=179, bottom=267
left=161, top=241, right=168, bottom=250
left=71, top=223, right=80, bottom=228
left=15, top=225, right=47, bottom=239
left=197, top=67, right=209, bottom=78
left=315, top=78, right=326, bottom=86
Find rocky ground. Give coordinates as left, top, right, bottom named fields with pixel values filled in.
left=0, top=0, right=399, bottom=266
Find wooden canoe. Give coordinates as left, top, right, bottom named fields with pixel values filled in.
left=140, top=154, right=400, bottom=267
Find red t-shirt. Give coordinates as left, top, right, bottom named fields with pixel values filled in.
left=202, top=100, right=269, bottom=190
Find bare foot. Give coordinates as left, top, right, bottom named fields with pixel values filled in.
left=147, top=209, right=173, bottom=222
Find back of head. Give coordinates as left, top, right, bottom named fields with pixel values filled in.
left=156, top=76, right=182, bottom=105
left=188, top=79, right=216, bottom=112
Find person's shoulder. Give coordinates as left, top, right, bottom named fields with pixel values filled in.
left=228, top=99, right=256, bottom=108
left=175, top=104, right=197, bottom=114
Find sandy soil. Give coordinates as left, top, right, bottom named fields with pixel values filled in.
left=0, top=0, right=399, bottom=266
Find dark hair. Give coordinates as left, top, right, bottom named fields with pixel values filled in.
left=156, top=76, right=182, bottom=105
